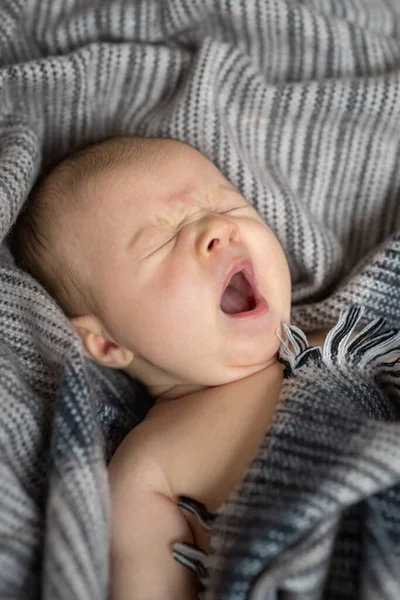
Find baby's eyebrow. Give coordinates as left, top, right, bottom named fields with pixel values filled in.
left=127, top=201, right=190, bottom=250
left=126, top=206, right=186, bottom=252
left=127, top=185, right=241, bottom=251
left=150, top=184, right=242, bottom=228
left=148, top=193, right=216, bottom=230
left=149, top=210, right=183, bottom=229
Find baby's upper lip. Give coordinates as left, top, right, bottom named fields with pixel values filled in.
left=220, top=257, right=260, bottom=300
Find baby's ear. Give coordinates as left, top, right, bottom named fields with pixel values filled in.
left=69, top=315, right=134, bottom=369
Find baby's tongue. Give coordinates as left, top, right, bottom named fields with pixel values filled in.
left=220, top=273, right=252, bottom=314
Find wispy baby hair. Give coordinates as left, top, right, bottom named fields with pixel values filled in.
left=10, top=135, right=155, bottom=316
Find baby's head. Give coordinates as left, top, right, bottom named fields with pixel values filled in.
left=11, top=136, right=291, bottom=398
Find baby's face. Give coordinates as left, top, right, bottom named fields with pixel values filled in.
left=70, top=141, right=291, bottom=389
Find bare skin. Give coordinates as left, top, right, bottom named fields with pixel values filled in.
left=32, top=136, right=326, bottom=599
left=108, top=329, right=329, bottom=600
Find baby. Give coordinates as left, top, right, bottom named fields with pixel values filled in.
left=11, top=136, right=327, bottom=599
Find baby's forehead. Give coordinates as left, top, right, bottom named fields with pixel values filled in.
left=97, top=147, right=225, bottom=202
left=63, top=138, right=234, bottom=231
left=148, top=185, right=230, bottom=222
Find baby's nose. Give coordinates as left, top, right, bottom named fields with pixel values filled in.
left=197, top=215, right=240, bottom=256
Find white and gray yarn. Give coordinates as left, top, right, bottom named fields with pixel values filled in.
left=175, top=307, right=400, bottom=599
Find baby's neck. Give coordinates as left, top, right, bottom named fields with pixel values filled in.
left=151, top=382, right=208, bottom=403
left=125, top=356, right=281, bottom=403
left=148, top=362, right=279, bottom=404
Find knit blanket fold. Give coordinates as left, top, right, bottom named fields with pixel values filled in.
left=1, top=1, right=400, bottom=598
left=174, top=305, right=400, bottom=599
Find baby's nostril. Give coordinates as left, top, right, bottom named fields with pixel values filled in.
left=207, top=238, right=217, bottom=251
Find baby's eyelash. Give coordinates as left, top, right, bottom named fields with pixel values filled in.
left=140, top=235, right=175, bottom=259
left=144, top=206, right=249, bottom=258
left=220, top=205, right=248, bottom=213
left=160, top=235, right=176, bottom=247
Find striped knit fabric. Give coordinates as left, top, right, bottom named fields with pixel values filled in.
left=0, top=1, right=399, bottom=598
left=175, top=305, right=400, bottom=599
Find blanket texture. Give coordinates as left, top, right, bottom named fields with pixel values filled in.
left=1, top=1, right=400, bottom=598
left=174, top=305, right=400, bottom=599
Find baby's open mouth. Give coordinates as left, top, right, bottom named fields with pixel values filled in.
left=220, top=271, right=257, bottom=314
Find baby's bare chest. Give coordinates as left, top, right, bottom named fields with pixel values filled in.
left=146, top=330, right=330, bottom=550
left=145, top=375, right=284, bottom=547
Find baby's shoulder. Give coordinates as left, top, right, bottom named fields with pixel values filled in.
left=109, top=417, right=173, bottom=496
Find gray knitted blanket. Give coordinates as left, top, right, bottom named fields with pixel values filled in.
left=174, top=304, right=400, bottom=599
left=1, top=1, right=400, bottom=598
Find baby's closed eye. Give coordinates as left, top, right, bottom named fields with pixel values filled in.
left=219, top=205, right=250, bottom=214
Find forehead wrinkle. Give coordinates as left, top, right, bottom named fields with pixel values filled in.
left=148, top=188, right=223, bottom=230
left=125, top=196, right=191, bottom=251
left=149, top=198, right=197, bottom=230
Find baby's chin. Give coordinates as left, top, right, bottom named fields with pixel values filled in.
left=223, top=332, right=282, bottom=378
left=210, top=354, right=279, bottom=386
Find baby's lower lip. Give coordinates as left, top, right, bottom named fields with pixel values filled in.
left=226, top=295, right=269, bottom=319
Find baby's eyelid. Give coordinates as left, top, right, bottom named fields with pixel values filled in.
left=151, top=204, right=249, bottom=253
left=170, top=204, right=248, bottom=238
left=162, top=234, right=177, bottom=246
left=220, top=204, right=249, bottom=213
left=144, top=235, right=175, bottom=257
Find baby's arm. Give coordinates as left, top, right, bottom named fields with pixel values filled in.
left=108, top=429, right=199, bottom=600
left=108, top=359, right=287, bottom=599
